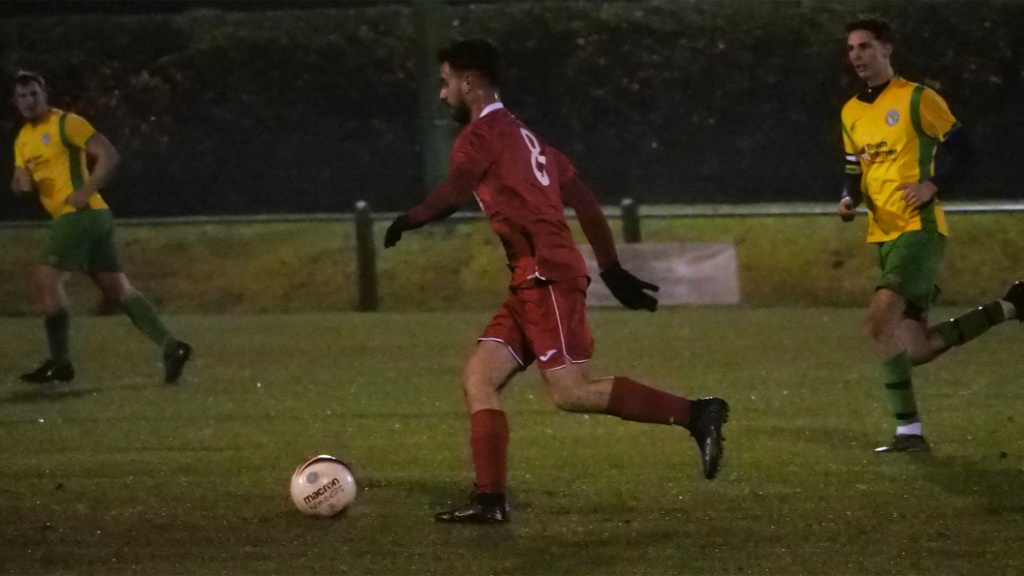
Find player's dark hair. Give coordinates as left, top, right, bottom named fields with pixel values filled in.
left=13, top=70, right=46, bottom=89
left=437, top=38, right=502, bottom=87
left=845, top=18, right=895, bottom=44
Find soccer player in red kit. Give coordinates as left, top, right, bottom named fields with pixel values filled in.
left=385, top=38, right=730, bottom=524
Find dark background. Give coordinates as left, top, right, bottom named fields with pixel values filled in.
left=1, top=0, right=1021, bottom=220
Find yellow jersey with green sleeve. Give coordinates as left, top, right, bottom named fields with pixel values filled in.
left=13, top=108, right=109, bottom=219
left=841, top=77, right=958, bottom=243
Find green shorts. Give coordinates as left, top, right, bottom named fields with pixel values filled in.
left=875, top=229, right=946, bottom=312
left=43, top=209, right=122, bottom=273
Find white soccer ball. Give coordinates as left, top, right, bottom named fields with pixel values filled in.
left=289, top=455, right=357, bottom=517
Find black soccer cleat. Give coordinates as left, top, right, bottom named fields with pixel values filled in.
left=20, top=359, right=75, bottom=384
left=1003, top=281, right=1024, bottom=323
left=434, top=492, right=509, bottom=524
left=686, top=397, right=730, bottom=480
left=163, top=340, right=193, bottom=383
left=874, top=433, right=930, bottom=453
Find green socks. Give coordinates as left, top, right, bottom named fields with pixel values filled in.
left=886, top=299, right=1012, bottom=428
left=932, top=301, right=1007, bottom=348
left=45, top=307, right=70, bottom=363
left=881, top=351, right=918, bottom=425
left=120, top=292, right=172, bottom=347
left=43, top=295, right=173, bottom=364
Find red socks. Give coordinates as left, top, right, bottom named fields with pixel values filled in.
left=606, top=376, right=691, bottom=426
left=470, top=409, right=509, bottom=494
left=469, top=380, right=687, bottom=493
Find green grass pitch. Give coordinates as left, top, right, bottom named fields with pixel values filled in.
left=2, top=308, right=1022, bottom=575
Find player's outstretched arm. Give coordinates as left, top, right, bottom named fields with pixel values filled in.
left=384, top=165, right=478, bottom=249
left=560, top=174, right=617, bottom=269
left=560, top=174, right=659, bottom=312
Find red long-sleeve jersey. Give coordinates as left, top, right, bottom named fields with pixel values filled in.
left=407, top=104, right=616, bottom=287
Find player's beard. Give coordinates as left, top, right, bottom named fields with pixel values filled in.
left=450, top=100, right=471, bottom=125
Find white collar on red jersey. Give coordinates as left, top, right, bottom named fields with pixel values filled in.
left=479, top=102, right=505, bottom=118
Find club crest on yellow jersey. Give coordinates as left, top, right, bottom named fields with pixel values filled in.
left=885, top=109, right=900, bottom=126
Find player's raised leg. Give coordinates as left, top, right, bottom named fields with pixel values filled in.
left=926, top=281, right=1023, bottom=355
left=542, top=363, right=730, bottom=479
left=434, top=340, right=520, bottom=524
left=91, top=271, right=192, bottom=383
left=1003, top=281, right=1024, bottom=322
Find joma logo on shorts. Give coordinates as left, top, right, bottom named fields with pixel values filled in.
left=303, top=478, right=340, bottom=504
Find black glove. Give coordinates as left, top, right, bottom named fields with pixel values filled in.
left=599, top=262, right=659, bottom=312
left=384, top=214, right=413, bottom=248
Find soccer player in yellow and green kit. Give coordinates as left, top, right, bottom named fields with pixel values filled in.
left=837, top=19, right=1022, bottom=452
left=10, top=71, right=192, bottom=384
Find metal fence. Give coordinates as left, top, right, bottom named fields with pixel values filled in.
left=3, top=200, right=1022, bottom=311
left=4, top=199, right=1022, bottom=228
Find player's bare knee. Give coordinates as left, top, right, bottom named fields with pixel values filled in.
left=864, top=311, right=895, bottom=343
left=33, top=272, right=63, bottom=311
left=546, top=384, right=586, bottom=412
left=864, top=317, right=882, bottom=342
left=461, top=376, right=503, bottom=412
left=92, top=273, right=132, bottom=303
left=463, top=387, right=491, bottom=409
left=927, top=331, right=950, bottom=354
left=112, top=286, right=133, bottom=304
left=98, top=284, right=122, bottom=303
left=906, top=332, right=947, bottom=365
left=33, top=267, right=56, bottom=291
left=460, top=374, right=481, bottom=395
left=461, top=370, right=497, bottom=399
left=34, top=280, right=55, bottom=307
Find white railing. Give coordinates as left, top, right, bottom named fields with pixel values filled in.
left=1, top=200, right=1021, bottom=228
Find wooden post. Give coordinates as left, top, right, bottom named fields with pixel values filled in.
left=354, top=201, right=379, bottom=311
left=621, top=197, right=641, bottom=243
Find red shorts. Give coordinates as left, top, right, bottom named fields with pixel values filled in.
left=479, top=276, right=594, bottom=371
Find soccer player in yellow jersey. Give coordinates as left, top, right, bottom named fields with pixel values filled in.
left=837, top=20, right=1022, bottom=452
left=10, top=71, right=192, bottom=384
